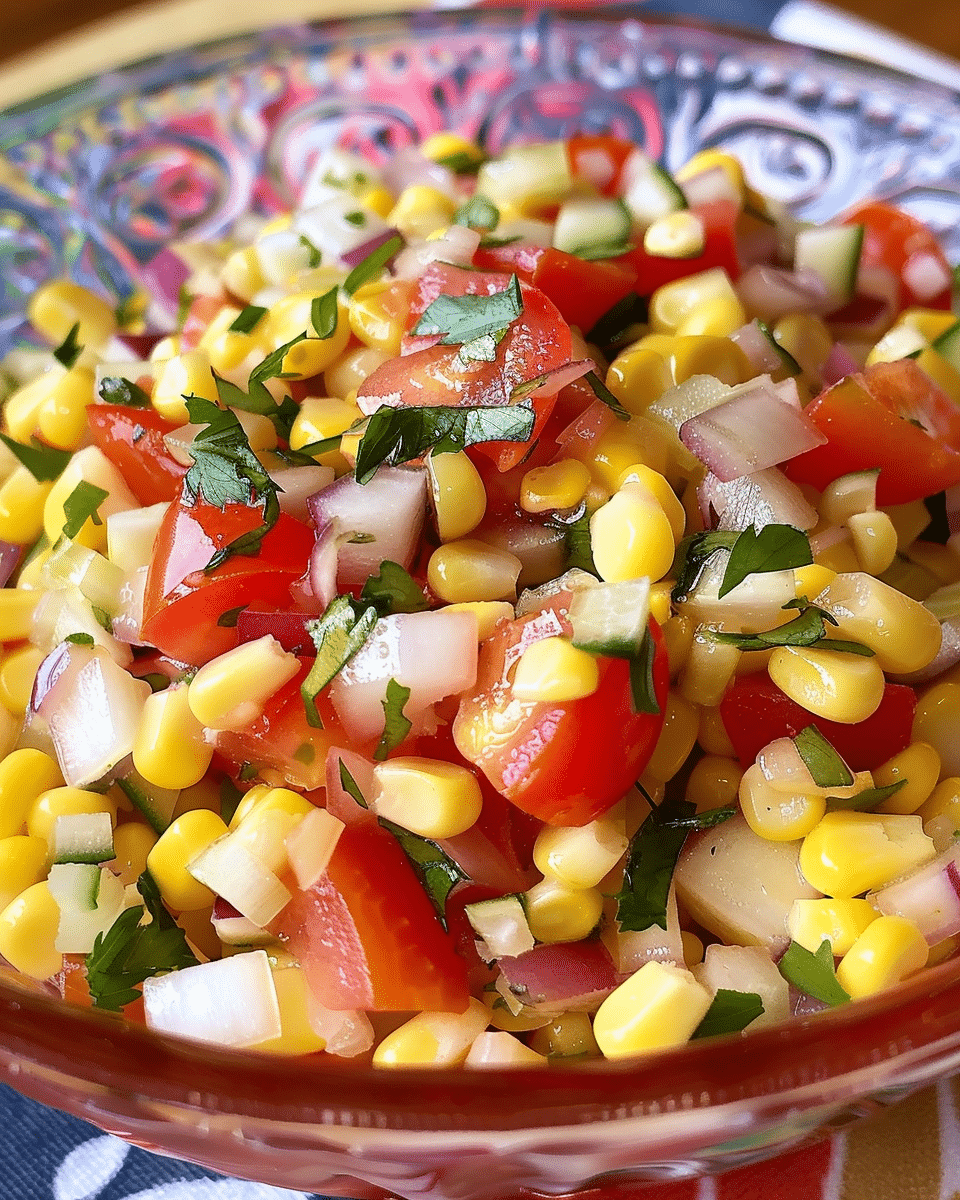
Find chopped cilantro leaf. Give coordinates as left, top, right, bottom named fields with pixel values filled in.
left=64, top=632, right=95, bottom=646
left=412, top=274, right=522, bottom=346
left=311, top=287, right=339, bottom=340
left=629, top=627, right=661, bottom=716
left=212, top=371, right=299, bottom=442
left=344, top=211, right=367, bottom=227
left=53, top=322, right=83, bottom=369
left=299, top=235, right=322, bottom=268
left=453, top=195, right=500, bottom=232
left=0, top=434, right=72, bottom=482
left=705, top=604, right=873, bottom=655
left=778, top=938, right=850, bottom=1007
left=671, top=530, right=739, bottom=603
left=434, top=149, right=489, bottom=175
left=300, top=595, right=378, bottom=727
left=658, top=804, right=736, bottom=830
left=719, top=524, right=812, bottom=599
left=586, top=292, right=649, bottom=356
left=216, top=605, right=246, bottom=628
left=583, top=369, right=630, bottom=421
left=219, top=776, right=244, bottom=824
left=343, top=235, right=405, bottom=295
left=374, top=678, right=412, bottom=761
left=378, top=817, right=466, bottom=928
left=692, top=989, right=764, bottom=1039
left=229, top=305, right=267, bottom=334
left=560, top=507, right=600, bottom=577
left=616, top=794, right=693, bottom=932
left=97, top=376, right=151, bottom=408
left=61, top=480, right=108, bottom=539
left=339, top=759, right=368, bottom=808
left=360, top=560, right=429, bottom=615
left=825, top=779, right=908, bottom=812
left=794, top=725, right=854, bottom=788
left=176, top=286, right=192, bottom=330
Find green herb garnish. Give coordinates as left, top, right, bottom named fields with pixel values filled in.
left=311, top=287, right=339, bottom=340
left=616, top=794, right=692, bottom=932
left=825, top=779, right=908, bottom=812
left=718, top=524, right=812, bottom=599
left=374, top=678, right=412, bottom=761
left=691, top=988, right=764, bottom=1039
left=300, top=595, right=379, bottom=727
left=97, top=376, right=151, bottom=408
left=360, top=560, right=429, bottom=615
left=778, top=938, right=849, bottom=1007
left=229, top=305, right=268, bottom=334
left=339, top=759, right=368, bottom=809
left=53, top=323, right=83, bottom=369
left=794, top=725, right=854, bottom=788
left=705, top=604, right=873, bottom=656
left=343, top=235, right=405, bottom=295
left=61, top=481, right=107, bottom=539
left=583, top=369, right=630, bottom=421
left=453, top=195, right=500, bottom=232
left=412, top=275, right=522, bottom=346
left=0, top=434, right=72, bottom=481
left=378, top=818, right=466, bottom=928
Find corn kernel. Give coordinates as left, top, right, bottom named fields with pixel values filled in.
left=221, top=247, right=265, bottom=302
left=787, top=897, right=878, bottom=956
left=442, top=601, right=513, bottom=641
left=520, top=459, right=591, bottom=515
left=525, top=878, right=604, bottom=944
left=0, top=589, right=40, bottom=644
left=134, top=684, right=215, bottom=791
left=767, top=644, right=885, bottom=724
left=872, top=741, right=941, bottom=814
left=427, top=450, right=487, bottom=540
left=605, top=346, right=673, bottom=414
left=686, top=755, right=742, bottom=811
left=324, top=346, right=390, bottom=400
left=511, top=636, right=600, bottom=703
left=254, top=965, right=328, bottom=1056
left=675, top=150, right=746, bottom=198
left=373, top=998, right=489, bottom=1067
left=421, top=132, right=484, bottom=168
left=4, top=368, right=66, bottom=442
left=0, top=749, right=64, bottom=840
left=771, top=314, right=833, bottom=383
left=188, top=636, right=300, bottom=731
left=28, top=280, right=116, bottom=349
left=915, top=348, right=960, bottom=403
left=110, top=821, right=158, bottom=887
left=815, top=572, right=941, bottom=674
left=675, top=293, right=748, bottom=339
left=649, top=268, right=739, bottom=335
left=644, top=211, right=706, bottom=260
left=847, top=511, right=898, bottom=576
left=665, top=336, right=753, bottom=387
left=427, top=539, right=521, bottom=603
left=388, top=185, right=457, bottom=241
left=900, top=307, right=959, bottom=341
left=661, top=613, right=694, bottom=677
left=590, top=481, right=675, bottom=584
left=528, top=1012, right=601, bottom=1059
left=678, top=629, right=740, bottom=708
left=465, top=1031, right=547, bottom=1067
left=645, top=691, right=699, bottom=783
left=230, top=787, right=315, bottom=872
left=794, top=564, right=836, bottom=601
left=28, top=787, right=116, bottom=846
left=372, top=757, right=483, bottom=839
left=43, top=445, right=138, bottom=552
left=918, top=776, right=960, bottom=826
left=836, top=914, right=929, bottom=999
left=147, top=809, right=228, bottom=911
left=348, top=280, right=413, bottom=355
left=0, top=835, right=48, bottom=911
left=0, top=644, right=43, bottom=715
left=913, top=682, right=960, bottom=779
left=739, top=762, right=826, bottom=841
left=533, top=819, right=628, bottom=890
left=681, top=929, right=705, bottom=967
left=799, top=811, right=936, bottom=897
left=35, top=366, right=97, bottom=451
left=0, top=467, right=53, bottom=545
left=152, top=348, right=219, bottom=423
left=648, top=581, right=672, bottom=627
left=593, top=960, right=713, bottom=1058
left=698, top=704, right=736, bottom=757
left=289, top=394, right=362, bottom=473
left=0, top=881, right=62, bottom=979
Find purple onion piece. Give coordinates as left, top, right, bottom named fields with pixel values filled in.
left=340, top=227, right=404, bottom=269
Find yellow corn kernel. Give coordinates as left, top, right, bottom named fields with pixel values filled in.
left=913, top=682, right=960, bottom=780
left=678, top=629, right=740, bottom=709
left=221, top=246, right=266, bottom=302
left=697, top=704, right=736, bottom=757
left=0, top=881, right=62, bottom=980
left=650, top=268, right=739, bottom=335
left=255, top=966, right=327, bottom=1056
left=427, top=539, right=521, bottom=603
left=662, top=335, right=752, bottom=388
left=28, top=279, right=116, bottom=349
left=0, top=589, right=39, bottom=644
left=772, top=314, right=833, bottom=382
left=787, top=897, right=878, bottom=956
left=675, top=150, right=746, bottom=198
left=35, top=365, right=96, bottom=451
left=644, top=210, right=706, bottom=259
left=835, top=914, right=929, bottom=999
left=188, top=636, right=300, bottom=731
left=525, top=878, right=604, bottom=944
left=421, top=132, right=484, bottom=168
left=172, top=779, right=222, bottom=821
left=465, top=1031, right=548, bottom=1067
left=661, top=613, right=694, bottom=678
left=230, top=788, right=314, bottom=871
left=227, top=784, right=273, bottom=830
left=520, top=459, right=591, bottom=515
left=347, top=280, right=412, bottom=355
left=152, top=348, right=219, bottom=423
left=616, top=465, right=685, bottom=543
left=799, top=811, right=935, bottom=897
left=147, top=809, right=228, bottom=911
left=918, top=776, right=960, bottom=826
left=605, top=346, right=673, bottom=414
left=528, top=1012, right=601, bottom=1060
left=443, top=601, right=513, bottom=642
left=884, top=500, right=933, bottom=553
left=427, top=450, right=487, bottom=540
left=511, top=636, right=599, bottom=703
left=648, top=581, right=672, bottom=627
left=645, top=691, right=699, bottom=783
left=866, top=321, right=929, bottom=367
left=372, top=757, right=482, bottom=839
left=675, top=294, right=748, bottom=339
left=0, top=835, right=48, bottom=911
left=388, top=185, right=457, bottom=241
left=354, top=184, right=392, bottom=219
left=150, top=335, right=180, bottom=362
left=814, top=536, right=860, bottom=574
left=816, top=572, right=941, bottom=674
left=0, top=749, right=64, bottom=840
left=739, top=762, right=826, bottom=842
left=533, top=819, right=628, bottom=891
left=373, top=998, right=489, bottom=1067
left=686, top=755, right=742, bottom=811
left=28, top=787, right=116, bottom=845
left=0, top=644, right=44, bottom=715
left=324, top=346, right=390, bottom=400
left=915, top=348, right=960, bottom=403
left=767, top=645, right=885, bottom=724
left=904, top=540, right=960, bottom=585
left=133, top=684, right=215, bottom=791
left=585, top=422, right=661, bottom=492
left=274, top=294, right=353, bottom=378
left=900, top=307, right=959, bottom=341
left=872, top=742, right=941, bottom=815
left=590, top=481, right=675, bottom=584
left=110, top=821, right=158, bottom=887
left=4, top=369, right=65, bottom=443
left=847, top=511, right=898, bottom=576
left=593, top=960, right=712, bottom=1058
left=289, top=394, right=362, bottom=473
left=794, top=563, right=836, bottom=601
left=0, top=467, right=53, bottom=545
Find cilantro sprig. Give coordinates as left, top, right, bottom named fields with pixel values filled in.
left=616, top=794, right=693, bottom=933
left=360, top=561, right=429, bottom=615
left=692, top=989, right=764, bottom=1039
left=97, top=376, right=151, bottom=408
left=339, top=759, right=368, bottom=808
left=0, top=433, right=72, bottom=481
left=704, top=602, right=873, bottom=656
left=778, top=938, right=850, bottom=1007
left=378, top=817, right=466, bottom=929
left=672, top=524, right=811, bottom=603
left=825, top=780, right=908, bottom=812
left=53, top=323, right=83, bottom=369
left=61, top=481, right=107, bottom=539
left=300, top=595, right=379, bottom=727
left=374, top=678, right=412, bottom=760
left=794, top=725, right=853, bottom=788
left=411, top=275, right=522, bottom=346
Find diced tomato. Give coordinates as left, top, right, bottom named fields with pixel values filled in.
left=845, top=201, right=953, bottom=311
left=179, top=292, right=230, bottom=351
left=235, top=609, right=316, bottom=655
left=566, top=134, right=636, bottom=196
left=719, top=675, right=916, bottom=772
left=783, top=359, right=960, bottom=505
left=471, top=243, right=640, bottom=334
left=87, top=405, right=187, bottom=505
left=141, top=484, right=314, bottom=665
left=624, top=198, right=741, bottom=294
left=453, top=595, right=669, bottom=826
left=271, top=821, right=470, bottom=1012
left=362, top=263, right=572, bottom=472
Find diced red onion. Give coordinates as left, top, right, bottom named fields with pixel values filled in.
left=821, top=342, right=861, bottom=388
left=117, top=332, right=168, bottom=358
left=0, top=542, right=22, bottom=589
left=680, top=383, right=826, bottom=482
left=699, top=466, right=819, bottom=532
left=235, top=610, right=315, bottom=655
left=382, top=146, right=459, bottom=201
left=307, top=519, right=342, bottom=612
left=141, top=248, right=191, bottom=325
left=211, top=897, right=275, bottom=946
left=736, top=219, right=780, bottom=270
left=574, top=147, right=617, bottom=191
left=437, top=825, right=539, bottom=895
left=475, top=521, right=565, bottom=590
left=730, top=322, right=785, bottom=376
left=497, top=940, right=618, bottom=1014
left=830, top=265, right=898, bottom=337
left=554, top=399, right=617, bottom=458
left=736, top=264, right=833, bottom=320
left=339, top=227, right=404, bottom=269
left=143, top=950, right=282, bottom=1047
left=325, top=747, right=377, bottom=826
left=307, top=467, right=427, bottom=587
left=393, top=225, right=482, bottom=282
left=903, top=251, right=952, bottom=302
left=871, top=843, right=960, bottom=944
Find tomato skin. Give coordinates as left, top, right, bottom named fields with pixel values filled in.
left=784, top=359, right=960, bottom=505
left=624, top=199, right=741, bottom=293
left=87, top=405, right=187, bottom=505
left=141, top=485, right=314, bottom=665
left=719, top=675, right=916, bottom=773
left=272, top=821, right=470, bottom=1012
left=471, top=243, right=639, bottom=334
left=453, top=599, right=670, bottom=826
left=845, top=201, right=952, bottom=311
left=566, top=134, right=636, bottom=196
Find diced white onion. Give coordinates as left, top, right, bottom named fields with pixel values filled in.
left=188, top=835, right=291, bottom=927
left=393, top=225, right=482, bottom=280
left=903, top=251, right=952, bottom=302
left=465, top=895, right=535, bottom=960
left=270, top=464, right=334, bottom=523
left=871, top=843, right=960, bottom=944
left=699, top=467, right=819, bottom=532
left=306, top=998, right=375, bottom=1057
left=286, top=807, right=345, bottom=891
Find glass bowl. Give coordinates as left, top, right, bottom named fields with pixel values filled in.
left=4, top=6, right=960, bottom=1195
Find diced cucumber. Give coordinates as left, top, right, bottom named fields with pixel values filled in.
left=568, top=578, right=652, bottom=658
left=43, top=537, right=125, bottom=615
left=793, top=223, right=864, bottom=307
left=756, top=321, right=801, bottom=377
left=52, top=810, right=115, bottom=865
left=49, top=865, right=126, bottom=955
left=117, top=770, right=180, bottom=835
left=871, top=322, right=928, bottom=364
left=474, top=141, right=573, bottom=212
left=552, top=197, right=632, bottom=257
left=464, top=894, right=534, bottom=960
left=933, top=319, right=960, bottom=372
left=47, top=862, right=102, bottom=912
left=622, top=153, right=687, bottom=232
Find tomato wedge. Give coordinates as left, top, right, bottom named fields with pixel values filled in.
left=720, top=675, right=917, bottom=773
left=625, top=199, right=741, bottom=293
left=566, top=134, right=636, bottom=196
left=453, top=595, right=669, bottom=826
left=783, top=358, right=960, bottom=505
left=272, top=821, right=470, bottom=1012
left=141, top=485, right=314, bottom=666
left=87, top=405, right=187, bottom=505
left=845, top=201, right=953, bottom=311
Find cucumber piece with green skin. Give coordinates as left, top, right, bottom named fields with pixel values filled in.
left=52, top=810, right=115, bottom=865
left=756, top=321, right=802, bottom=377
left=553, top=197, right=632, bottom=258
left=464, top=894, right=534, bottom=959
left=568, top=577, right=652, bottom=658
left=117, top=771, right=179, bottom=834
left=793, top=224, right=864, bottom=306
left=623, top=157, right=687, bottom=232
left=47, top=861, right=102, bottom=912
left=933, top=319, right=960, bottom=371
